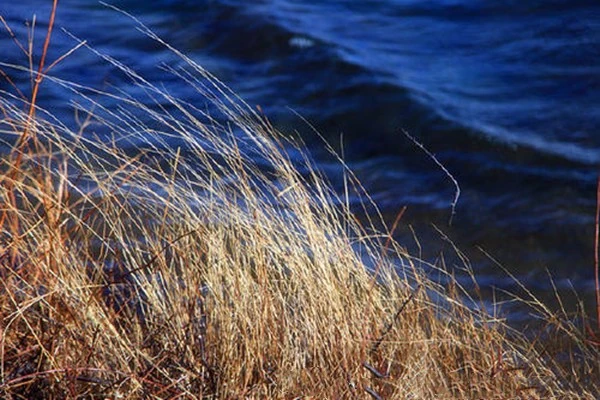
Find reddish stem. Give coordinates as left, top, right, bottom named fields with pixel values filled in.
left=1, top=0, right=59, bottom=245
left=19, top=0, right=59, bottom=150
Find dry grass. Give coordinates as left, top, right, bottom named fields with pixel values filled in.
left=1, top=10, right=599, bottom=399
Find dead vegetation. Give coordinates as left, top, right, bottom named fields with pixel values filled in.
left=0, top=4, right=599, bottom=399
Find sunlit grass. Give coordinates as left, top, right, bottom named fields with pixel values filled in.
left=0, top=9, right=599, bottom=399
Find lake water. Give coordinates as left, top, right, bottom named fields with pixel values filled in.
left=2, top=0, right=599, bottom=321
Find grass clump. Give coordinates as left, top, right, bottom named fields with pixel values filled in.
left=1, top=11, right=600, bottom=400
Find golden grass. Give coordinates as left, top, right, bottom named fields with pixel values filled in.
left=1, top=12, right=599, bottom=399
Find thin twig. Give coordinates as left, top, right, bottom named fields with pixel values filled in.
left=0, top=16, right=28, bottom=56
left=401, top=129, right=460, bottom=225
left=108, top=227, right=201, bottom=284
left=369, top=205, right=407, bottom=291
left=365, top=386, right=383, bottom=400
left=19, top=0, right=59, bottom=147
left=362, top=361, right=389, bottom=379
left=370, top=286, right=420, bottom=355
left=44, top=39, right=88, bottom=73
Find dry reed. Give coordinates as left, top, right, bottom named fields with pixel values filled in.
left=0, top=9, right=599, bottom=399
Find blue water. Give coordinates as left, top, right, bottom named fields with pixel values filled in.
left=1, top=0, right=599, bottom=316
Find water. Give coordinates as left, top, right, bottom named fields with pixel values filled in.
left=1, top=0, right=599, bottom=319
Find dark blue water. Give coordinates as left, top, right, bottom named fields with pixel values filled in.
left=2, top=0, right=599, bottom=317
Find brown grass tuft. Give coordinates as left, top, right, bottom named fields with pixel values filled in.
left=0, top=9, right=599, bottom=399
